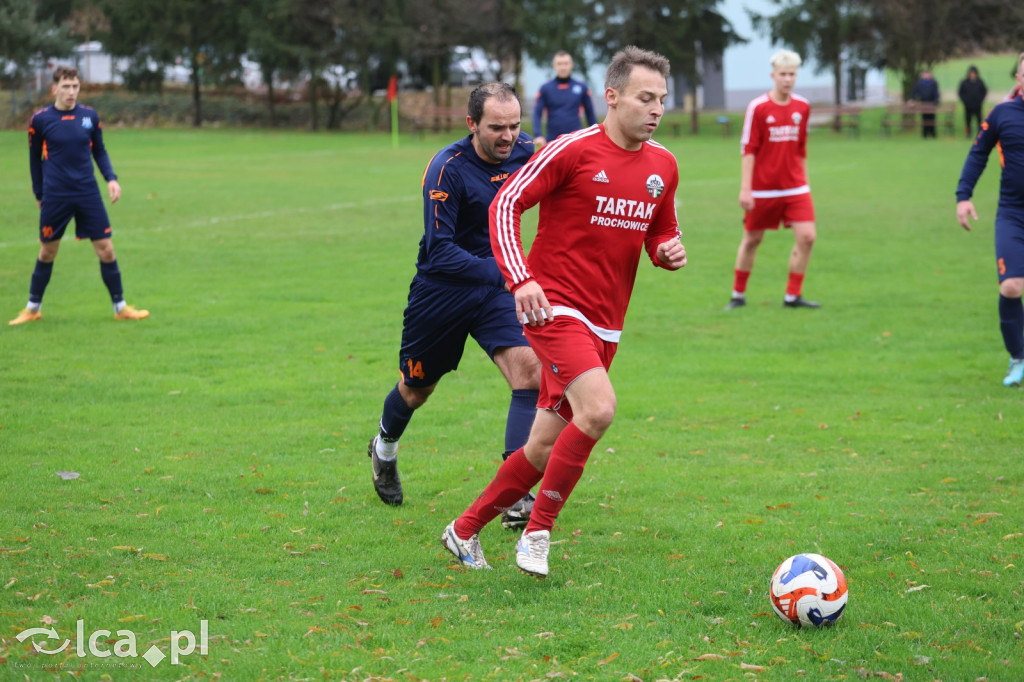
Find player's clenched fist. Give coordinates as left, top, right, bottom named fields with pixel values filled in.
left=657, top=237, right=687, bottom=270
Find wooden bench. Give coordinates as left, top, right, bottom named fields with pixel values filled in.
left=880, top=102, right=956, bottom=137
left=808, top=106, right=862, bottom=137
left=409, top=105, right=467, bottom=135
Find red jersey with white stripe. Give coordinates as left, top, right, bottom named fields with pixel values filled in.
left=741, top=93, right=810, bottom=196
left=491, top=124, right=680, bottom=337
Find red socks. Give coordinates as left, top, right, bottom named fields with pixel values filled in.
left=526, top=422, right=598, bottom=534
left=455, top=448, right=542, bottom=538
left=786, top=272, right=805, bottom=297
left=733, top=269, right=751, bottom=294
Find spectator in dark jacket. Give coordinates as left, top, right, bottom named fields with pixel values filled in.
left=911, top=69, right=940, bottom=138
left=959, top=65, right=988, bottom=138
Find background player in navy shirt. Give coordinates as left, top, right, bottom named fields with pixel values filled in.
left=956, top=52, right=1024, bottom=386
left=366, top=82, right=541, bottom=519
left=10, top=66, right=148, bottom=325
left=531, top=51, right=597, bottom=149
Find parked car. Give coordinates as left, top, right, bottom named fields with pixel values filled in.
left=449, top=46, right=500, bottom=86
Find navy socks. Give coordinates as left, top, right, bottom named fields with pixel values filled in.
left=999, top=294, right=1024, bottom=359
left=29, top=259, right=54, bottom=305
left=505, top=388, right=539, bottom=453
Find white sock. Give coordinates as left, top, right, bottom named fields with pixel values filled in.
left=731, top=291, right=745, bottom=299
left=784, top=294, right=798, bottom=303
left=26, top=302, right=41, bottom=312
left=375, top=436, right=398, bottom=460
left=114, top=301, right=127, bottom=313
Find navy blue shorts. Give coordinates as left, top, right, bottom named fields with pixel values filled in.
left=398, top=276, right=528, bottom=387
left=995, top=209, right=1024, bottom=281
left=39, top=193, right=112, bottom=242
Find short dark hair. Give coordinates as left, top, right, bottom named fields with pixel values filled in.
left=52, top=65, right=80, bottom=83
left=605, top=46, right=670, bottom=92
left=467, top=82, right=519, bottom=124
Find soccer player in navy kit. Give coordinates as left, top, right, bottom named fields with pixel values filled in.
left=10, top=66, right=148, bottom=326
left=532, top=51, right=598, bottom=148
left=367, top=83, right=541, bottom=517
left=956, top=52, right=1024, bottom=387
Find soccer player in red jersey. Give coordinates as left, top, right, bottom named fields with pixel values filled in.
left=727, top=49, right=819, bottom=311
left=10, top=66, right=148, bottom=325
left=441, top=46, right=687, bottom=576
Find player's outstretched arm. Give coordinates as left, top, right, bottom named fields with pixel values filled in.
left=657, top=238, right=687, bottom=270
left=956, top=200, right=977, bottom=231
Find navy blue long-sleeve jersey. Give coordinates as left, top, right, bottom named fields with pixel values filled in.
left=29, top=103, right=116, bottom=201
left=416, top=132, right=534, bottom=286
left=532, top=77, right=597, bottom=141
left=957, top=94, right=1024, bottom=209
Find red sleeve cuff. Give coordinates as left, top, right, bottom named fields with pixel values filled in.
left=509, top=278, right=534, bottom=294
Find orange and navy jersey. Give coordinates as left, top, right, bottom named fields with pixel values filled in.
left=532, top=77, right=598, bottom=140
left=415, top=132, right=534, bottom=286
left=491, top=124, right=680, bottom=337
left=740, top=93, right=810, bottom=196
left=957, top=92, right=1024, bottom=208
left=29, top=103, right=116, bottom=201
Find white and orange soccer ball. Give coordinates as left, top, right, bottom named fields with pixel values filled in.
left=769, top=553, right=848, bottom=627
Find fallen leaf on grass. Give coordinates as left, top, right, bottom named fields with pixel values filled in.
left=695, top=653, right=724, bottom=661
left=740, top=662, right=765, bottom=671
left=112, top=545, right=142, bottom=553
left=766, top=503, right=793, bottom=510
left=854, top=667, right=903, bottom=680
left=55, top=471, right=80, bottom=480
left=904, top=584, right=930, bottom=593
left=429, top=616, right=443, bottom=628
left=596, top=652, right=619, bottom=666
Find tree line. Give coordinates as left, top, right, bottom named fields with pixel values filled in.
left=3, top=0, right=1024, bottom=130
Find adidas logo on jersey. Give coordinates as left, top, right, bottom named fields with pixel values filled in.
left=592, top=169, right=610, bottom=183
left=766, top=115, right=776, bottom=123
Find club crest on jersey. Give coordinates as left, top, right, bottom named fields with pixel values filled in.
left=646, top=174, right=665, bottom=198
left=792, top=112, right=802, bottom=125
left=81, top=117, right=93, bottom=130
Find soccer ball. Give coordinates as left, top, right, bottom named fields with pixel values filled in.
left=769, top=553, right=848, bottom=627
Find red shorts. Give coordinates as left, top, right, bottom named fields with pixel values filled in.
left=744, top=192, right=815, bottom=231
left=524, top=316, right=618, bottom=422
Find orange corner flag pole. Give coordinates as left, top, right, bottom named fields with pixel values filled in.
left=388, top=75, right=398, bottom=148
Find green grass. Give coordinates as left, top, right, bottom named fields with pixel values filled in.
left=1, top=125, right=1022, bottom=681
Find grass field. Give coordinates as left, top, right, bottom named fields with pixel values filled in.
left=1, top=122, right=1022, bottom=681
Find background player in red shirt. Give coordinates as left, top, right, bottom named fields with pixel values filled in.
left=441, top=46, right=687, bottom=577
left=727, top=49, right=819, bottom=311
left=10, top=66, right=148, bottom=325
